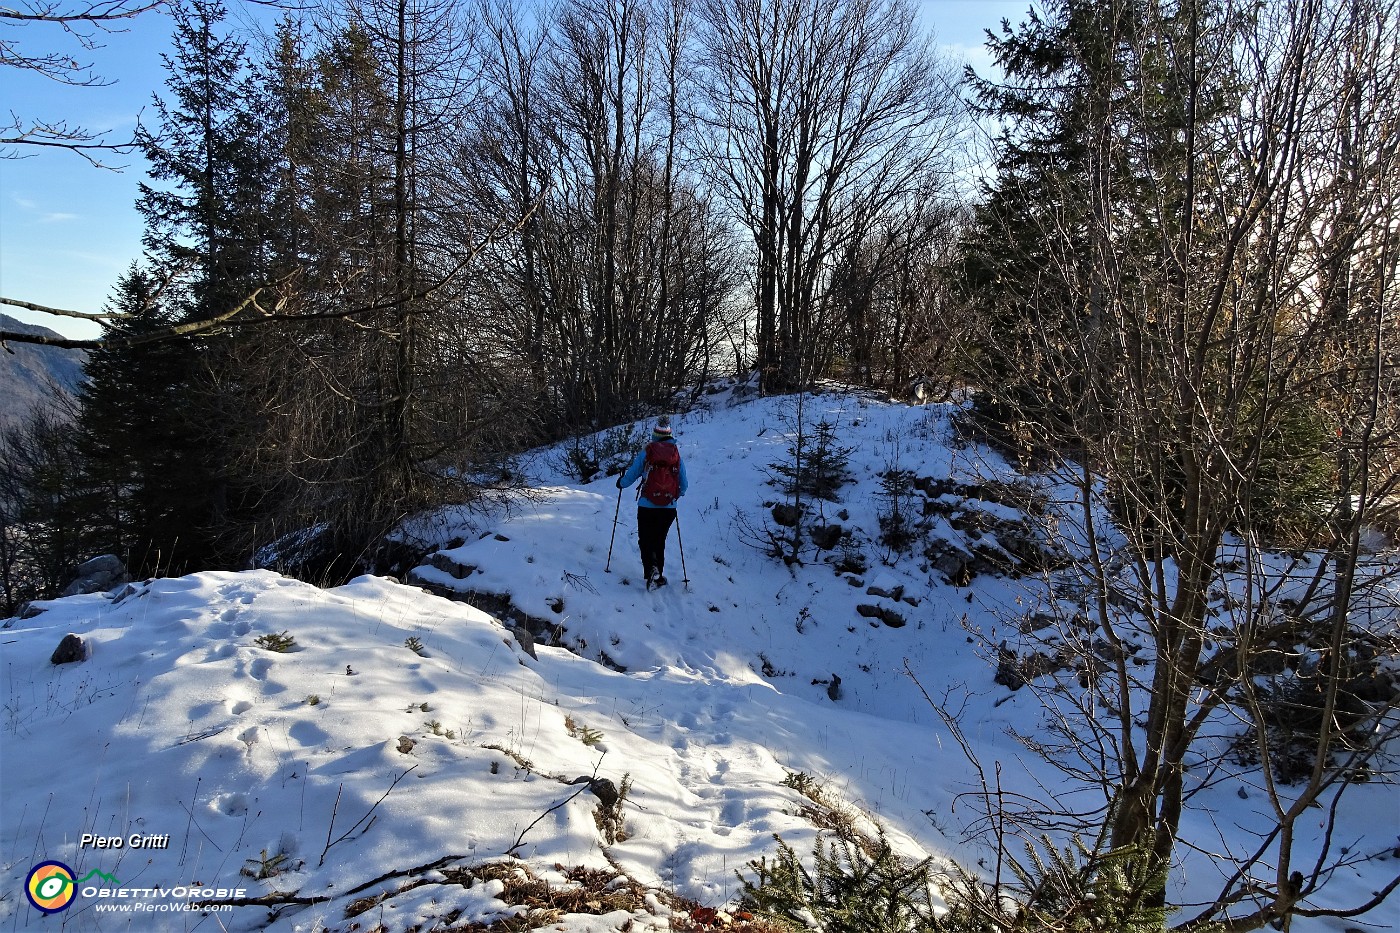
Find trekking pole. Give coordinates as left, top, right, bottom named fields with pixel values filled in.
left=675, top=513, right=690, bottom=589
left=604, top=482, right=624, bottom=572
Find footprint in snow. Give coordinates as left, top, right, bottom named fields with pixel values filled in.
left=205, top=643, right=237, bottom=662
left=288, top=721, right=330, bottom=748
left=720, top=798, right=747, bottom=829
left=210, top=793, right=249, bottom=817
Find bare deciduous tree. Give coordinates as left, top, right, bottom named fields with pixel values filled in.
left=0, top=0, right=164, bottom=163
left=962, top=0, right=1400, bottom=927
left=692, top=0, right=961, bottom=394
left=463, top=0, right=737, bottom=433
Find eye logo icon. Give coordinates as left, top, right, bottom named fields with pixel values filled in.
left=25, top=861, right=78, bottom=913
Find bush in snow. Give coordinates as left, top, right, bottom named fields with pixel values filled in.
left=738, top=826, right=1170, bottom=933
left=556, top=423, right=646, bottom=483
left=738, top=830, right=942, bottom=932
left=254, top=630, right=296, bottom=652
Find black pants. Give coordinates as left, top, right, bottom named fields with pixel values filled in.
left=637, top=507, right=677, bottom=578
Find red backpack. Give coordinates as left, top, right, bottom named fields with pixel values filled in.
left=640, top=441, right=681, bottom=505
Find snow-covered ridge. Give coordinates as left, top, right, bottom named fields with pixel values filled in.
left=3, top=389, right=1396, bottom=931
left=6, top=571, right=942, bottom=931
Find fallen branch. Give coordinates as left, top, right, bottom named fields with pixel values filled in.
left=190, top=853, right=475, bottom=911
left=190, top=890, right=332, bottom=909
left=506, top=784, right=594, bottom=858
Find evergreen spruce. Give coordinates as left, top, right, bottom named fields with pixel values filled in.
left=739, top=832, right=941, bottom=933
left=132, top=0, right=285, bottom=568
left=739, top=827, right=1172, bottom=933
left=769, top=405, right=854, bottom=503
left=71, top=266, right=218, bottom=576
left=0, top=403, right=87, bottom=609
left=958, top=0, right=1148, bottom=438
left=1000, top=835, right=1170, bottom=932
left=137, top=0, right=271, bottom=319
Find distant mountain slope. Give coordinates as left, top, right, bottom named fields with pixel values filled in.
left=0, top=313, right=86, bottom=427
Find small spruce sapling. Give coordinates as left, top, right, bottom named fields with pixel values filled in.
left=241, top=848, right=290, bottom=880
left=738, top=829, right=940, bottom=931
left=763, top=395, right=855, bottom=564
left=877, top=444, right=919, bottom=555
left=254, top=631, right=296, bottom=652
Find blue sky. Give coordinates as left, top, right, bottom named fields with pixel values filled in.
left=0, top=0, right=1030, bottom=340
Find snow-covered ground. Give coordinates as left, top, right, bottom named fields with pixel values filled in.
left=3, top=387, right=1397, bottom=931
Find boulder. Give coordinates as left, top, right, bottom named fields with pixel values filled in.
left=865, top=575, right=905, bottom=601
left=425, top=552, right=475, bottom=580
left=771, top=503, right=803, bottom=527
left=584, top=777, right=619, bottom=809
left=1019, top=611, right=1058, bottom=634
left=994, top=643, right=1026, bottom=690
left=508, top=624, right=538, bottom=661
left=856, top=603, right=907, bottom=628
left=925, top=540, right=974, bottom=585
left=112, top=584, right=137, bottom=603
left=809, top=524, right=843, bottom=550
left=993, top=642, right=1062, bottom=690
left=60, top=554, right=128, bottom=598
left=877, top=606, right=907, bottom=628
left=50, top=634, right=86, bottom=665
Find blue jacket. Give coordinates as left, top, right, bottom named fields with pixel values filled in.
left=619, top=439, right=688, bottom=508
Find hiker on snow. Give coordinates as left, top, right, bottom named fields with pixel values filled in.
left=617, top=417, right=688, bottom=588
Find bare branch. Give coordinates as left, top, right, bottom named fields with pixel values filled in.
left=0, top=190, right=541, bottom=351
left=0, top=0, right=166, bottom=25
left=0, top=295, right=121, bottom=322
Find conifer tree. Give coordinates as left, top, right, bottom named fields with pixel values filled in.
left=960, top=0, right=1150, bottom=430
left=130, top=0, right=285, bottom=567
left=217, top=6, right=525, bottom=576
left=137, top=0, right=272, bottom=319
left=0, top=403, right=86, bottom=611
left=71, top=266, right=218, bottom=576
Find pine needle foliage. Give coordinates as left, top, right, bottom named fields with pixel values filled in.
left=739, top=831, right=941, bottom=933
left=770, top=412, right=855, bottom=502
left=999, top=834, right=1169, bottom=933
left=738, top=826, right=1171, bottom=933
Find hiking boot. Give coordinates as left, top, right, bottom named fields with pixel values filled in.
left=653, top=573, right=668, bottom=588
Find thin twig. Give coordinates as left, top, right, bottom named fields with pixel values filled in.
left=319, top=765, right=418, bottom=867
left=506, top=755, right=606, bottom=857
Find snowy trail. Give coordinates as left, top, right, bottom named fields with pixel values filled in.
left=4, top=390, right=1397, bottom=931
